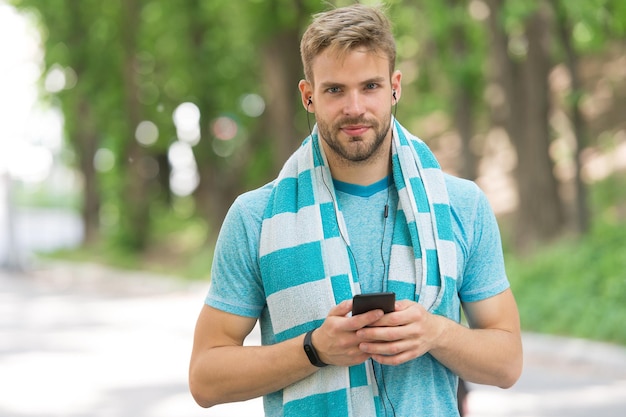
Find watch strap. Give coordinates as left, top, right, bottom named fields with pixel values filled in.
left=303, top=329, right=328, bottom=367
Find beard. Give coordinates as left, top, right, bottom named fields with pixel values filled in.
left=316, top=113, right=391, bottom=163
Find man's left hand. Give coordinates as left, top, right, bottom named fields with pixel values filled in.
left=355, top=299, right=446, bottom=365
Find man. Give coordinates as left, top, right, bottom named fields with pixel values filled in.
left=189, top=4, right=522, bottom=417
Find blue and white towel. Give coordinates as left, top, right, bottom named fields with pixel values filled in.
left=259, top=118, right=457, bottom=416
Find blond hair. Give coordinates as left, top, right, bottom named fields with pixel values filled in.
left=300, top=3, right=396, bottom=83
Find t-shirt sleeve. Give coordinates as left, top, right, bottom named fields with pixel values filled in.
left=205, top=189, right=269, bottom=318
left=457, top=183, right=510, bottom=303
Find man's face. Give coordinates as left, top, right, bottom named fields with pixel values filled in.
left=306, top=47, right=400, bottom=165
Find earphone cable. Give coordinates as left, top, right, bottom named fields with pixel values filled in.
left=306, top=96, right=398, bottom=416
left=372, top=361, right=397, bottom=417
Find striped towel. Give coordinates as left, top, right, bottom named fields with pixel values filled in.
left=259, top=118, right=457, bottom=416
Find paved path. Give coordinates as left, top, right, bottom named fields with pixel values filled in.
left=1, top=262, right=625, bottom=417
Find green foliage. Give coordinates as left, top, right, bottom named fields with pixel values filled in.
left=8, top=0, right=626, bottom=346
left=554, top=0, right=626, bottom=52
left=46, top=199, right=214, bottom=280
left=12, top=182, right=81, bottom=211
left=507, top=175, right=626, bottom=345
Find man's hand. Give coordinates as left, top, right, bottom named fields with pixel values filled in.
left=347, top=290, right=522, bottom=389
left=354, top=299, right=443, bottom=365
left=313, top=299, right=387, bottom=367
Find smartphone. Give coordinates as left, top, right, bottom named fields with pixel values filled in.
left=352, top=292, right=395, bottom=315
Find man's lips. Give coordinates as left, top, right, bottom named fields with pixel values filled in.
left=341, top=125, right=370, bottom=136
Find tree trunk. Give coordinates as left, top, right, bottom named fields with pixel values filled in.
left=180, top=0, right=238, bottom=244
left=450, top=11, right=478, bottom=180
left=120, top=0, right=151, bottom=249
left=65, top=1, right=100, bottom=245
left=262, top=29, right=303, bottom=173
left=454, top=85, right=478, bottom=180
left=191, top=0, right=309, bottom=244
left=75, top=99, right=100, bottom=244
left=486, top=0, right=565, bottom=250
left=194, top=26, right=304, bottom=243
left=516, top=7, right=565, bottom=246
left=553, top=0, right=590, bottom=235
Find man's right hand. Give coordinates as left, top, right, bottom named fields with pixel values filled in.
left=313, top=299, right=386, bottom=367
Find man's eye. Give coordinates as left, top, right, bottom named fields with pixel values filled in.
left=327, top=87, right=341, bottom=94
left=366, top=83, right=379, bottom=90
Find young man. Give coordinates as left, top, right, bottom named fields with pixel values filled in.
left=189, top=4, right=522, bottom=417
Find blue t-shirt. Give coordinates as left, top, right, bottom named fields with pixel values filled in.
left=206, top=173, right=509, bottom=417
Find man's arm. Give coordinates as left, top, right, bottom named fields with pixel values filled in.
left=189, top=302, right=385, bottom=408
left=355, top=288, right=523, bottom=388
left=188, top=305, right=317, bottom=408
left=431, top=288, right=522, bottom=387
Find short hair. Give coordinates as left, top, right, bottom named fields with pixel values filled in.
left=300, top=3, right=396, bottom=84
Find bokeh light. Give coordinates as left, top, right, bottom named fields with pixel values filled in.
left=211, top=116, right=238, bottom=141
left=168, top=141, right=194, bottom=168
left=6, top=142, right=53, bottom=183
left=44, top=64, right=77, bottom=93
left=170, top=168, right=199, bottom=197
left=240, top=93, right=265, bottom=118
left=44, top=65, right=65, bottom=93
left=173, top=102, right=201, bottom=146
left=468, top=0, right=490, bottom=21
left=93, top=148, right=115, bottom=173
left=212, top=136, right=237, bottom=158
left=135, top=120, right=159, bottom=147
left=168, top=140, right=199, bottom=196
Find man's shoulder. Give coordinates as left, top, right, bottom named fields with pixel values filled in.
left=442, top=173, right=494, bottom=229
left=443, top=173, right=482, bottom=201
left=229, top=181, right=275, bottom=223
left=215, top=181, right=275, bottom=261
left=235, top=181, right=275, bottom=205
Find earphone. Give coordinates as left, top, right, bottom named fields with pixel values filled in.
left=307, top=97, right=313, bottom=105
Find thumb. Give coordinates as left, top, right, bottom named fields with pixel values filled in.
left=328, top=299, right=353, bottom=317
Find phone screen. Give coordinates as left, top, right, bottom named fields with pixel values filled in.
left=352, top=292, right=395, bottom=315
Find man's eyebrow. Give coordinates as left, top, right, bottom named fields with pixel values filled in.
left=319, top=81, right=345, bottom=89
left=362, top=76, right=386, bottom=85
left=319, top=77, right=387, bottom=89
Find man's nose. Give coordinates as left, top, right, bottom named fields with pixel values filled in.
left=343, top=91, right=365, bottom=116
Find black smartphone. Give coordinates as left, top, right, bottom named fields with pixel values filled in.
left=352, top=292, right=395, bottom=315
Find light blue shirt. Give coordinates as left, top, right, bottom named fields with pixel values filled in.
left=206, top=174, right=509, bottom=417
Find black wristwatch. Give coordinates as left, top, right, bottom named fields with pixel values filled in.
left=303, top=329, right=328, bottom=367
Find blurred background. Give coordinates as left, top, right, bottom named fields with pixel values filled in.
left=1, top=0, right=625, bottom=378
left=1, top=1, right=625, bottom=416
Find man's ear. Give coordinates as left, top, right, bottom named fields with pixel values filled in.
left=391, top=70, right=402, bottom=103
left=298, top=79, right=314, bottom=112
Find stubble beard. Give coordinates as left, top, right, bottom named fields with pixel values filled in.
left=317, top=113, right=392, bottom=164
